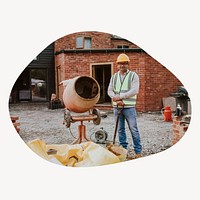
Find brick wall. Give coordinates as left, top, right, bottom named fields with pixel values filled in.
left=55, top=31, right=138, bottom=51
left=54, top=31, right=182, bottom=112
left=144, top=54, right=182, bottom=111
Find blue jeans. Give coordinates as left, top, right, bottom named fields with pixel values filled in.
left=114, top=107, right=142, bottom=154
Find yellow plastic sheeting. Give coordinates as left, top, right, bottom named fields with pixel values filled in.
left=27, top=139, right=62, bottom=165
left=27, top=139, right=125, bottom=167
left=47, top=143, right=84, bottom=166
left=75, top=142, right=120, bottom=167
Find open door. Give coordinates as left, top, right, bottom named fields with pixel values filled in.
left=92, top=64, right=111, bottom=103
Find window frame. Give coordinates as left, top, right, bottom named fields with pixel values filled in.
left=76, top=36, right=92, bottom=49
left=117, top=45, right=129, bottom=49
left=76, top=36, right=84, bottom=49
left=84, top=37, right=92, bottom=49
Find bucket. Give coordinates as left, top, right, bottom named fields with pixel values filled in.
left=63, top=76, right=100, bottom=113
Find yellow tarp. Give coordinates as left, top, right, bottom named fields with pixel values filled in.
left=27, top=139, right=127, bottom=167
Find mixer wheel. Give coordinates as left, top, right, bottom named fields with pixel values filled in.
left=92, top=108, right=101, bottom=125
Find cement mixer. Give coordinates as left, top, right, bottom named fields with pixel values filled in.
left=62, top=76, right=101, bottom=144
left=63, top=76, right=100, bottom=113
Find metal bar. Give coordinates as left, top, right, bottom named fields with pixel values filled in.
left=71, top=114, right=97, bottom=122
left=113, top=106, right=124, bottom=144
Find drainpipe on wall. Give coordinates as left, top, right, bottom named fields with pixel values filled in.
left=56, top=65, right=61, bottom=99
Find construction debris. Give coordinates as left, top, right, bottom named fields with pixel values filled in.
left=10, top=116, right=20, bottom=133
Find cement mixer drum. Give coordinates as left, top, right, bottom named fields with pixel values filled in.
left=63, top=76, right=100, bottom=113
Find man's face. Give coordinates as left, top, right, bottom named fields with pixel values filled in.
left=117, top=62, right=129, bottom=73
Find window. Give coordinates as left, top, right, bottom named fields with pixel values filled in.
left=117, top=45, right=129, bottom=49
left=76, top=36, right=83, bottom=48
left=76, top=36, right=92, bottom=49
left=84, top=37, right=92, bottom=49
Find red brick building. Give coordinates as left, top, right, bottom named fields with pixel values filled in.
left=54, top=31, right=182, bottom=112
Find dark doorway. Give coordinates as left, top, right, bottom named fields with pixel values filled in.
left=92, top=64, right=111, bottom=103
left=30, top=69, right=47, bottom=101
left=11, top=68, right=48, bottom=102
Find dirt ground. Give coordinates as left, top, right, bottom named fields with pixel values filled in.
left=9, top=102, right=174, bottom=159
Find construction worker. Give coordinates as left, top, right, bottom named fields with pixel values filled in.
left=107, top=53, right=142, bottom=159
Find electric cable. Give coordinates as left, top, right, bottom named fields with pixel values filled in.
left=67, top=127, right=77, bottom=139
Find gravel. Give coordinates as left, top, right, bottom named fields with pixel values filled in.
left=9, top=102, right=174, bottom=159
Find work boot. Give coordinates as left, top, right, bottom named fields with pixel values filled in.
left=135, top=154, right=142, bottom=159
left=126, top=148, right=134, bottom=160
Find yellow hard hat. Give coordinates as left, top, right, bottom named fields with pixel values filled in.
left=116, top=53, right=130, bottom=63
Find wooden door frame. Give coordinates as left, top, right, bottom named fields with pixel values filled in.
left=90, top=62, right=113, bottom=102
left=90, top=62, right=114, bottom=77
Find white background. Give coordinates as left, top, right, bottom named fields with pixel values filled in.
left=0, top=0, right=200, bottom=199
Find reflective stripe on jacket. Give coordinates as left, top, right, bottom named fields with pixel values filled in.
left=112, top=71, right=137, bottom=107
